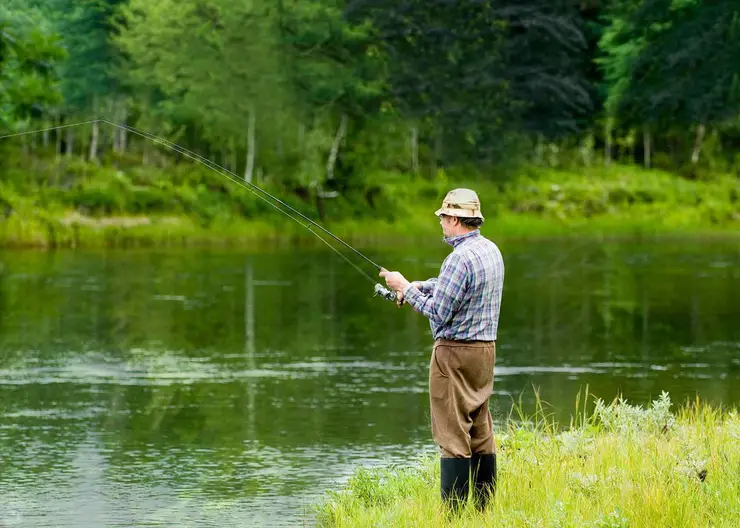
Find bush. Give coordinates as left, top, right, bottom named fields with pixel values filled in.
left=129, top=186, right=173, bottom=213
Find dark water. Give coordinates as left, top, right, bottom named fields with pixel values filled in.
left=0, top=240, right=738, bottom=527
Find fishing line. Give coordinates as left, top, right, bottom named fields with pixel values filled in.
left=1, top=119, right=384, bottom=273
left=0, top=119, right=389, bottom=288
left=0, top=120, right=100, bottom=140
left=99, top=120, right=383, bottom=268
left=99, top=120, right=379, bottom=284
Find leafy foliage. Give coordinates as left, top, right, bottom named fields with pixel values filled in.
left=602, top=0, right=740, bottom=128
left=0, top=5, right=64, bottom=128
left=1, top=0, right=739, bottom=211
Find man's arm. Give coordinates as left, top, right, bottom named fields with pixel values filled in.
left=403, top=255, right=468, bottom=326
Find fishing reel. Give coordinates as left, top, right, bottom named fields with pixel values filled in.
left=373, top=283, right=397, bottom=302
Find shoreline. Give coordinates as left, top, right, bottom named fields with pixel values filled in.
left=1, top=211, right=739, bottom=250
left=1, top=162, right=738, bottom=249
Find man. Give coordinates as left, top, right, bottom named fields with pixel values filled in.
left=379, top=188, right=504, bottom=512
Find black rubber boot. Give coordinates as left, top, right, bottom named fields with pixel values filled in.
left=471, top=453, right=497, bottom=511
left=440, top=457, right=470, bottom=513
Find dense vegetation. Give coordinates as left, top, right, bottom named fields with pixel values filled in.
left=1, top=0, right=739, bottom=241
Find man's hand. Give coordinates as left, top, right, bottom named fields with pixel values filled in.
left=379, top=268, right=411, bottom=296
left=394, top=281, right=423, bottom=307
left=395, top=289, right=405, bottom=308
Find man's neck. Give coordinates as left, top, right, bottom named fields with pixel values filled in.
left=450, top=227, right=476, bottom=237
left=445, top=228, right=479, bottom=247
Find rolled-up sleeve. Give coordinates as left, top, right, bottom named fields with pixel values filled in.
left=403, top=254, right=468, bottom=327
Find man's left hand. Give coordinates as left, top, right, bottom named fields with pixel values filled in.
left=379, top=268, right=410, bottom=294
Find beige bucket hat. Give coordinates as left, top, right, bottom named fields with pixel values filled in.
left=434, top=188, right=484, bottom=219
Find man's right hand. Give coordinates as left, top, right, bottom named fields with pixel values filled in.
left=396, top=281, right=421, bottom=308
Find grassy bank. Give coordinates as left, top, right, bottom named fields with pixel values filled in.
left=0, top=160, right=738, bottom=248
left=316, top=393, right=740, bottom=527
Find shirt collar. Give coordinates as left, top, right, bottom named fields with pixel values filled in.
left=444, top=229, right=480, bottom=248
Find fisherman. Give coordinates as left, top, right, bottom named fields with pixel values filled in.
left=379, top=188, right=504, bottom=512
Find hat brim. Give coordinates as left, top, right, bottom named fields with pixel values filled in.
left=435, top=207, right=484, bottom=219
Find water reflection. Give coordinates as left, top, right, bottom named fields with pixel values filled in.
left=0, top=240, right=738, bottom=526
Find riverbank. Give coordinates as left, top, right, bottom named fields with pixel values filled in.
left=315, top=393, right=740, bottom=527
left=0, top=162, right=738, bottom=248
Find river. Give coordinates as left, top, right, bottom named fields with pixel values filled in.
left=0, top=239, right=738, bottom=526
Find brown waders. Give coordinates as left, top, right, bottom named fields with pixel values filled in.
left=430, top=339, right=497, bottom=512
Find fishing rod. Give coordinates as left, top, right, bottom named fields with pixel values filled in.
left=0, top=119, right=399, bottom=302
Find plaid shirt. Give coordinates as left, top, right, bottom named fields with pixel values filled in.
left=403, top=230, right=504, bottom=341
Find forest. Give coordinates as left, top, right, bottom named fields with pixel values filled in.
left=1, top=0, right=739, bottom=243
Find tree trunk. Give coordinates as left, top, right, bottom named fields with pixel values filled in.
left=55, top=113, right=62, bottom=161
left=691, top=124, right=706, bottom=165
left=43, top=127, right=49, bottom=149
left=535, top=133, right=544, bottom=165
left=604, top=121, right=612, bottom=166
left=643, top=126, right=651, bottom=168
left=119, top=101, right=128, bottom=154
left=326, top=114, right=348, bottom=181
left=55, top=128, right=62, bottom=159
left=66, top=128, right=74, bottom=158
left=245, top=107, right=256, bottom=183
left=433, top=126, right=443, bottom=173
left=410, top=125, right=419, bottom=174
left=112, top=110, right=120, bottom=154
left=89, top=119, right=100, bottom=163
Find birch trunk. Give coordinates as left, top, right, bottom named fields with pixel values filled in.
left=643, top=126, right=651, bottom=168
left=89, top=120, right=100, bottom=162
left=120, top=102, right=128, bottom=154
left=535, top=134, right=544, bottom=165
left=691, top=124, right=706, bottom=165
left=604, top=121, right=612, bottom=166
left=112, top=107, right=120, bottom=154
left=66, top=128, right=74, bottom=158
left=433, top=126, right=443, bottom=173
left=326, top=114, right=348, bottom=181
left=410, top=126, right=419, bottom=174
left=55, top=114, right=62, bottom=160
left=245, top=108, right=256, bottom=183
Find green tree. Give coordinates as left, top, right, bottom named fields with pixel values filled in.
left=348, top=0, right=593, bottom=169
left=600, top=0, right=740, bottom=166
left=0, top=5, right=65, bottom=130
left=117, top=0, right=294, bottom=177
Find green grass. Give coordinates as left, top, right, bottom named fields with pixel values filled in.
left=0, top=160, right=738, bottom=248
left=316, top=392, right=740, bottom=527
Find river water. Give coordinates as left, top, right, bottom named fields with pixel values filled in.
left=0, top=239, right=738, bottom=526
